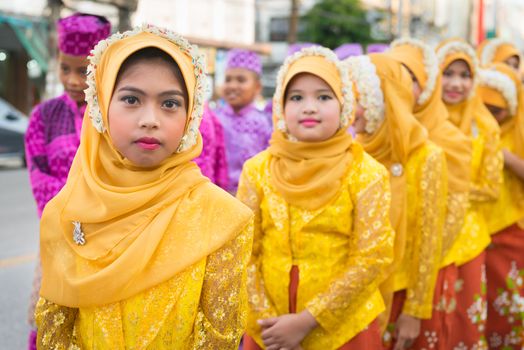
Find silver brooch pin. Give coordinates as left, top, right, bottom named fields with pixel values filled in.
left=72, top=221, right=86, bottom=246
left=390, top=163, right=404, bottom=177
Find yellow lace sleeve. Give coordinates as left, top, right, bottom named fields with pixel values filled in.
left=193, top=220, right=253, bottom=350
left=305, top=169, right=394, bottom=332
left=35, top=297, right=79, bottom=350
left=403, top=148, right=446, bottom=318
left=470, top=133, right=503, bottom=203
left=236, top=162, right=279, bottom=336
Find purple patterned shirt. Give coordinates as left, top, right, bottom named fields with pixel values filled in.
left=215, top=103, right=272, bottom=193
left=194, top=106, right=228, bottom=189
left=25, top=93, right=85, bottom=216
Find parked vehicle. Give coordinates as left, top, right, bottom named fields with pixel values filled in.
left=0, top=98, right=28, bottom=166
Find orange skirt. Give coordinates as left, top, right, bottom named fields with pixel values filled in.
left=382, top=264, right=458, bottom=350
left=243, top=265, right=381, bottom=350
left=485, top=223, right=524, bottom=349
left=447, top=251, right=488, bottom=348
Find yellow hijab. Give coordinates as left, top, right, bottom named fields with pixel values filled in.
left=437, top=38, right=500, bottom=138
left=477, top=38, right=521, bottom=67
left=39, top=25, right=252, bottom=307
left=389, top=39, right=472, bottom=193
left=349, top=53, right=428, bottom=290
left=268, top=47, right=356, bottom=210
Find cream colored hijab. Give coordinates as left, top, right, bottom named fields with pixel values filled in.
left=39, top=25, right=252, bottom=307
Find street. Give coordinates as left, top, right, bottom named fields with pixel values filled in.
left=0, top=161, right=39, bottom=349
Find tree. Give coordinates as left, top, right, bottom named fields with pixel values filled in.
left=299, top=0, right=375, bottom=49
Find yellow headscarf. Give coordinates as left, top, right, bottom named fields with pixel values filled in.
left=39, top=25, right=252, bottom=307
left=348, top=53, right=428, bottom=289
left=268, top=47, right=356, bottom=210
left=477, top=38, right=522, bottom=67
left=437, top=38, right=500, bottom=138
left=389, top=38, right=472, bottom=193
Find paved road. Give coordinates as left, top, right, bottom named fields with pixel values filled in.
left=0, top=161, right=39, bottom=349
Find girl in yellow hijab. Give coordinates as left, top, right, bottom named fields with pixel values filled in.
left=34, top=24, right=253, bottom=349
left=347, top=53, right=447, bottom=350
left=477, top=38, right=521, bottom=72
left=436, top=38, right=503, bottom=350
left=477, top=62, right=524, bottom=349
left=388, top=37, right=473, bottom=350
left=237, top=46, right=394, bottom=350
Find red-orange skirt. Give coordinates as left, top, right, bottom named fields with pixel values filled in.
left=485, top=223, right=524, bottom=349
left=243, top=265, right=381, bottom=350
left=382, top=264, right=458, bottom=350
left=447, top=251, right=488, bottom=349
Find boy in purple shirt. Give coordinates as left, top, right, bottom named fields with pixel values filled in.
left=24, top=13, right=110, bottom=350
left=215, top=49, right=272, bottom=193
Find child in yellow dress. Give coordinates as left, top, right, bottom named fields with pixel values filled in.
left=238, top=47, right=394, bottom=350
left=436, top=39, right=503, bottom=349
left=478, top=62, right=524, bottom=349
left=34, top=24, right=253, bottom=349
left=347, top=53, right=447, bottom=350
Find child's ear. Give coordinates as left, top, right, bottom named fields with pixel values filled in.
left=254, top=74, right=262, bottom=94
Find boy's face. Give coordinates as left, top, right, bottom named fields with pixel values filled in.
left=283, top=73, right=341, bottom=142
left=108, top=58, right=188, bottom=168
left=58, top=52, right=89, bottom=105
left=223, top=68, right=261, bottom=112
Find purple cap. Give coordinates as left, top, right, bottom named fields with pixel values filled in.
left=57, top=13, right=111, bottom=56
left=367, top=43, right=389, bottom=53
left=287, top=42, right=319, bottom=56
left=226, top=49, right=262, bottom=76
left=334, top=43, right=363, bottom=60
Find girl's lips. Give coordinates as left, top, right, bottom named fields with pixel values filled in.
left=136, top=137, right=160, bottom=150
left=300, top=119, right=320, bottom=127
left=444, top=91, right=463, bottom=99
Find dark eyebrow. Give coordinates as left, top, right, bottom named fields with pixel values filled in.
left=287, top=88, right=334, bottom=94
left=117, top=86, right=185, bottom=97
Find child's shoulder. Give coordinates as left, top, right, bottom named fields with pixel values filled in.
left=242, top=150, right=271, bottom=173
left=32, top=95, right=70, bottom=118
left=351, top=144, right=389, bottom=181
left=191, top=181, right=253, bottom=216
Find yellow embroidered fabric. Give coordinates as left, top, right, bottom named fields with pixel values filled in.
left=390, top=143, right=447, bottom=319
left=481, top=134, right=524, bottom=233
left=35, top=224, right=253, bottom=350
left=237, top=146, right=394, bottom=349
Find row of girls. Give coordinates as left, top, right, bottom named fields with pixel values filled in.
left=26, top=14, right=524, bottom=350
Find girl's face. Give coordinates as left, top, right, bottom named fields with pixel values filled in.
left=441, top=59, right=473, bottom=105
left=352, top=102, right=367, bottom=134
left=283, top=73, right=341, bottom=142
left=485, top=103, right=511, bottom=125
left=402, top=64, right=422, bottom=106
left=223, top=68, right=261, bottom=112
left=505, top=55, right=520, bottom=72
left=58, top=52, right=89, bottom=105
left=108, top=58, right=188, bottom=168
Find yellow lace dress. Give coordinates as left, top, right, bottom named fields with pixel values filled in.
left=443, top=120, right=503, bottom=267
left=389, top=143, right=448, bottom=319
left=34, top=223, right=253, bottom=350
left=237, top=145, right=395, bottom=349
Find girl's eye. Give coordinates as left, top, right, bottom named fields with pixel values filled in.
left=319, top=94, right=333, bottom=101
left=162, top=99, right=182, bottom=109
left=289, top=95, right=302, bottom=101
left=443, top=70, right=453, bottom=77
left=121, top=96, right=139, bottom=105
left=61, top=66, right=70, bottom=74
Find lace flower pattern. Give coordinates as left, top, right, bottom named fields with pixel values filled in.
left=478, top=68, right=518, bottom=116
left=390, top=38, right=439, bottom=106
left=84, top=24, right=208, bottom=153
left=345, top=55, right=385, bottom=134
left=272, top=46, right=354, bottom=138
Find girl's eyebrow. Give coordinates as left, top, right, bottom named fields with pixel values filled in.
left=288, top=88, right=333, bottom=94
left=117, top=86, right=185, bottom=97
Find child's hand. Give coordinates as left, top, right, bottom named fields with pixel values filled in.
left=258, top=310, right=317, bottom=350
left=393, top=313, right=421, bottom=350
